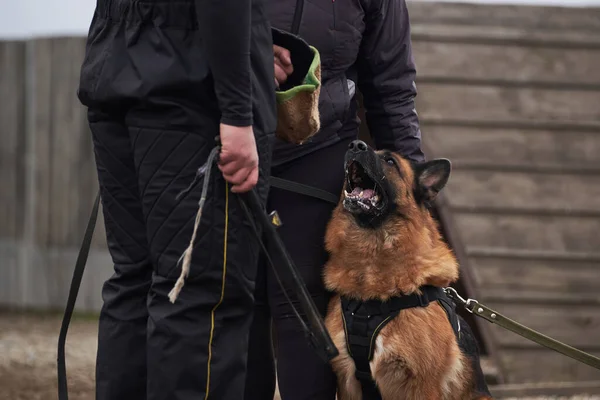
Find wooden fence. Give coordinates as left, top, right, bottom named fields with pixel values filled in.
left=0, top=37, right=110, bottom=312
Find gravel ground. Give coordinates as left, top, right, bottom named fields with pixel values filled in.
left=0, top=310, right=597, bottom=400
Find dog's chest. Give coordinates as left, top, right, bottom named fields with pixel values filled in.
left=328, top=310, right=422, bottom=399
left=326, top=297, right=462, bottom=399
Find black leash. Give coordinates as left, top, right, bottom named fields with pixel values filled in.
left=57, top=191, right=100, bottom=400
left=237, top=188, right=338, bottom=362
left=56, top=148, right=338, bottom=400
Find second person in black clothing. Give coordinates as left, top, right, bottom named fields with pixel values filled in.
left=244, top=0, right=425, bottom=399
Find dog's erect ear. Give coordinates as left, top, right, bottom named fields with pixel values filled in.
left=414, top=159, right=451, bottom=204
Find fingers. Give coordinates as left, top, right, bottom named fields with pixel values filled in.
left=220, top=162, right=250, bottom=186
left=218, top=157, right=259, bottom=193
left=218, top=123, right=259, bottom=193
left=218, top=149, right=236, bottom=166
left=274, top=63, right=289, bottom=86
left=231, top=165, right=259, bottom=193
left=273, top=45, right=293, bottom=86
left=217, top=154, right=240, bottom=176
left=275, top=56, right=293, bottom=76
left=273, top=45, right=292, bottom=66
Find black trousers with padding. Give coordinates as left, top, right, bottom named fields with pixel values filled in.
left=90, top=114, right=269, bottom=400
left=78, top=2, right=274, bottom=399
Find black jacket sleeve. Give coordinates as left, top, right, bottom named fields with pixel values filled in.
left=196, top=0, right=253, bottom=127
left=356, top=0, right=425, bottom=162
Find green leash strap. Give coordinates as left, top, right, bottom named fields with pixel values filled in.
left=444, top=288, right=600, bottom=371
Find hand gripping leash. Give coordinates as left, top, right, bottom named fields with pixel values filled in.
left=168, top=141, right=338, bottom=362
left=57, top=141, right=338, bottom=400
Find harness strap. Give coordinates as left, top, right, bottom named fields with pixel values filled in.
left=341, top=286, right=457, bottom=400
left=437, top=291, right=461, bottom=338
left=269, top=176, right=339, bottom=205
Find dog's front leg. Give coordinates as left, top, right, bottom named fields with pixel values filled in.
left=378, top=385, right=442, bottom=400
left=335, top=375, right=362, bottom=400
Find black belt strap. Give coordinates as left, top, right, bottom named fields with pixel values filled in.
left=341, top=286, right=458, bottom=400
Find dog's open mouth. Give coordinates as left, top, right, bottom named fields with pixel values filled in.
left=344, top=161, right=384, bottom=212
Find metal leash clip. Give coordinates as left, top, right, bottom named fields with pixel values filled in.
left=443, top=287, right=479, bottom=314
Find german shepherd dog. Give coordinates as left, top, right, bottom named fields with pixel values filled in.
left=323, top=140, right=493, bottom=400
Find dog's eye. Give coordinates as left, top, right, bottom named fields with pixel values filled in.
left=385, top=157, right=395, bottom=166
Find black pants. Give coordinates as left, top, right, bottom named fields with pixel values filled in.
left=244, top=137, right=354, bottom=400
left=80, top=2, right=273, bottom=400
left=91, top=114, right=269, bottom=400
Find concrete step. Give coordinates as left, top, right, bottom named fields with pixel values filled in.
left=490, top=380, right=600, bottom=397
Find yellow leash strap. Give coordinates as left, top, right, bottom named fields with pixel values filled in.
left=443, top=288, right=600, bottom=371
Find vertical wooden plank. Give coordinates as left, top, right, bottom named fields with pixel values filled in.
left=0, top=41, right=27, bottom=308
left=0, top=41, right=26, bottom=240
left=43, top=37, right=99, bottom=248
left=49, top=37, right=72, bottom=247
left=25, top=38, right=56, bottom=308
left=70, top=37, right=97, bottom=247
left=33, top=38, right=54, bottom=248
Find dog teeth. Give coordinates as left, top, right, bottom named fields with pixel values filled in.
left=358, top=201, right=370, bottom=210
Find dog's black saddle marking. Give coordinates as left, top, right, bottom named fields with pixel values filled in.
left=340, top=285, right=460, bottom=400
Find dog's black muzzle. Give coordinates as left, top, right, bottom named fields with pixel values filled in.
left=344, top=140, right=382, bottom=179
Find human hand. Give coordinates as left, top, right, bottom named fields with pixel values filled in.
left=218, top=124, right=259, bottom=193
left=274, top=45, right=293, bottom=87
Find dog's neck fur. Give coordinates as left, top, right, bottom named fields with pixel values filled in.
left=323, top=206, right=459, bottom=301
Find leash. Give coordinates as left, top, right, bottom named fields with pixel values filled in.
left=165, top=142, right=337, bottom=362
left=444, top=287, right=600, bottom=371
left=255, top=182, right=600, bottom=372
left=58, top=147, right=600, bottom=400
left=56, top=144, right=338, bottom=400
left=57, top=190, right=100, bottom=400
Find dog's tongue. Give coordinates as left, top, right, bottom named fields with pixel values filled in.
left=351, top=187, right=375, bottom=199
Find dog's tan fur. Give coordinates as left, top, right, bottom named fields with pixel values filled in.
left=323, top=153, right=492, bottom=400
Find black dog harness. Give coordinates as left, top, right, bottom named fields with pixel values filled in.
left=341, top=285, right=460, bottom=400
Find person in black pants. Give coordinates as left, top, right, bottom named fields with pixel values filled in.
left=77, top=1, right=276, bottom=399
left=244, top=0, right=425, bottom=399
left=245, top=137, right=354, bottom=400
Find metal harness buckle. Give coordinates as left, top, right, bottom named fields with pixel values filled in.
left=443, top=287, right=478, bottom=314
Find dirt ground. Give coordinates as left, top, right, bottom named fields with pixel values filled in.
left=0, top=310, right=598, bottom=400
left=0, top=310, right=283, bottom=400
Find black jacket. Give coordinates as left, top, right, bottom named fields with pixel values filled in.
left=267, top=0, right=425, bottom=165
left=78, top=0, right=277, bottom=141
